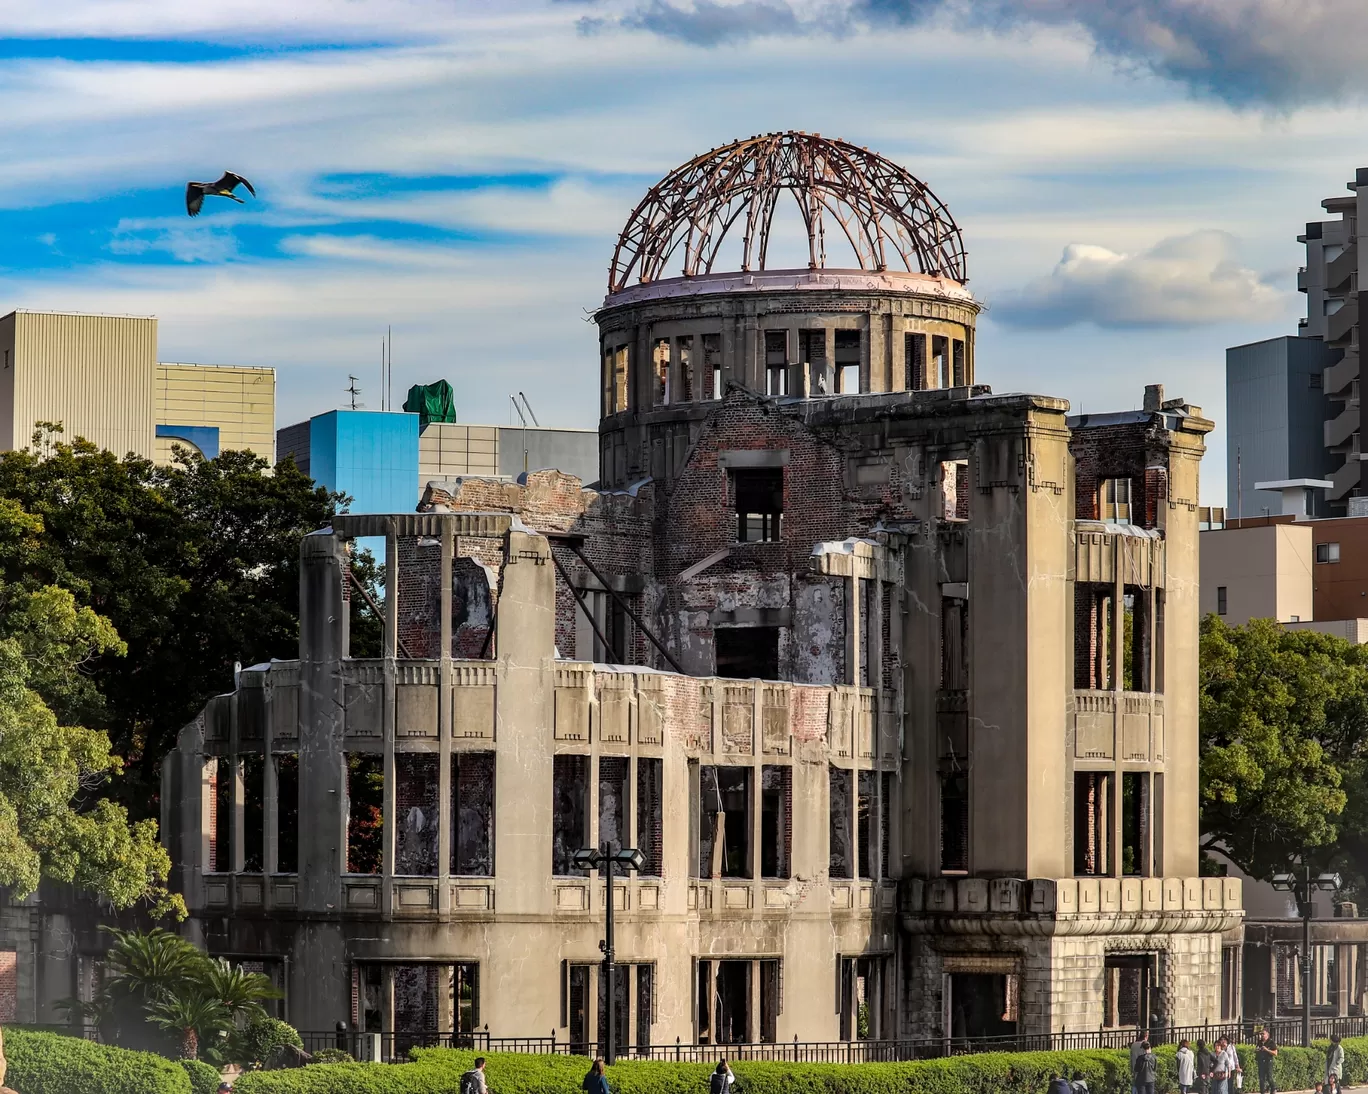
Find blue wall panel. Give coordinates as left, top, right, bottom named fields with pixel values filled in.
left=308, top=410, right=419, bottom=514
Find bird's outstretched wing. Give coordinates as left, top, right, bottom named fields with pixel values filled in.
left=214, top=171, right=255, bottom=197
left=186, top=183, right=204, bottom=217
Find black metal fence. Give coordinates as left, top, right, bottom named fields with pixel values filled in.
left=299, top=1015, right=1368, bottom=1065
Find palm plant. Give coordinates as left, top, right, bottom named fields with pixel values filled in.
left=147, top=991, right=230, bottom=1061
left=202, top=959, right=280, bottom=1025
left=102, top=927, right=209, bottom=1009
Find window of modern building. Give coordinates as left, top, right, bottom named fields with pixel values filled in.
left=732, top=467, right=783, bottom=543
left=1216, top=586, right=1227, bottom=615
left=1099, top=477, right=1132, bottom=524
left=1317, top=542, right=1341, bottom=563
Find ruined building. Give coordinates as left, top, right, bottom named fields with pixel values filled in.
left=156, top=133, right=1242, bottom=1046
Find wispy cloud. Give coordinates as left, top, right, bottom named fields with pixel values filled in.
left=992, top=230, right=1289, bottom=330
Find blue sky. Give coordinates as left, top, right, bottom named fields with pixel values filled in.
left=5, top=1, right=1368, bottom=502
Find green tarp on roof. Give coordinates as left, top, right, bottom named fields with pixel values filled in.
left=403, top=380, right=457, bottom=428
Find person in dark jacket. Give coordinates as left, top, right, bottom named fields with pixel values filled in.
left=1135, top=1043, right=1160, bottom=1094
left=1197, top=1041, right=1217, bottom=1094
left=1049, top=1073, right=1073, bottom=1094
left=583, top=1058, right=610, bottom=1094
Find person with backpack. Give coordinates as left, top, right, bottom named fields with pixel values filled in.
left=1071, top=1072, right=1091, bottom=1094
left=1135, top=1041, right=1159, bottom=1094
left=461, top=1057, right=489, bottom=1094
left=583, top=1058, right=610, bottom=1094
left=710, top=1061, right=736, bottom=1094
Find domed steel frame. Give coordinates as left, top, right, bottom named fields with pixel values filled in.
left=607, top=131, right=967, bottom=294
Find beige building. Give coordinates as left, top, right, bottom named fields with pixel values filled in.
left=0, top=309, right=275, bottom=465
left=1200, top=520, right=1314, bottom=625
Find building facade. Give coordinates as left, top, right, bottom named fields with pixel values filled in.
left=151, top=133, right=1240, bottom=1045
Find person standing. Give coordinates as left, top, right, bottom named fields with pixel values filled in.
left=1131, top=1032, right=1151, bottom=1094
left=1197, top=1040, right=1216, bottom=1094
left=1210, top=1038, right=1230, bottom=1094
left=1049, top=1073, right=1073, bottom=1094
left=1327, top=1034, right=1345, bottom=1094
left=709, top=1061, right=735, bottom=1094
left=1135, top=1042, right=1160, bottom=1094
left=582, top=1059, right=610, bottom=1094
left=1178, top=1040, right=1196, bottom=1094
left=1255, top=1029, right=1278, bottom=1094
left=461, top=1057, right=489, bottom=1094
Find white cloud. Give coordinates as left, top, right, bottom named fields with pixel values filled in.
left=992, top=230, right=1290, bottom=329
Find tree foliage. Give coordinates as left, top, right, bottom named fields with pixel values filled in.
left=1200, top=615, right=1368, bottom=884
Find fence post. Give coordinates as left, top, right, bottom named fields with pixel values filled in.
left=676, top=1035, right=681, bottom=1063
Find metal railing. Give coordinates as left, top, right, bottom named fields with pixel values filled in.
left=298, top=1016, right=1368, bottom=1065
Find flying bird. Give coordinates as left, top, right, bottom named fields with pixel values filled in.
left=185, top=171, right=255, bottom=217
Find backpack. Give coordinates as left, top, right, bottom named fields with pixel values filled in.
left=460, top=1071, right=481, bottom=1094
left=710, top=1072, right=727, bottom=1094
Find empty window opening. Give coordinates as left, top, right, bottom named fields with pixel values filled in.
left=614, top=346, right=629, bottom=413
left=276, top=753, right=298, bottom=873
left=1100, top=477, right=1132, bottom=524
left=1216, top=585, right=1227, bottom=616
left=1154, top=590, right=1165, bottom=693
left=652, top=338, right=670, bottom=406
left=880, top=771, right=893, bottom=879
left=395, top=753, right=438, bottom=876
left=829, top=765, right=854, bottom=879
left=242, top=754, right=264, bottom=872
left=677, top=335, right=694, bottom=402
left=715, top=626, right=779, bottom=680
left=940, top=595, right=968, bottom=691
left=1073, top=771, right=1113, bottom=876
left=760, top=765, right=791, bottom=879
left=597, top=963, right=629, bottom=1058
left=354, top=964, right=382, bottom=1033
left=1123, top=587, right=1152, bottom=692
left=1317, top=541, right=1341, bottom=563
left=858, top=769, right=877, bottom=880
left=759, top=960, right=780, bottom=1043
left=940, top=459, right=969, bottom=521
left=704, top=333, right=723, bottom=400
left=713, top=960, right=751, bottom=1044
left=598, top=755, right=629, bottom=853
left=636, top=964, right=655, bottom=1050
left=840, top=956, right=891, bottom=1042
left=568, top=964, right=591, bottom=1053
left=948, top=972, right=1018, bottom=1040
left=553, top=754, right=589, bottom=875
left=952, top=338, right=966, bottom=386
left=637, top=757, right=663, bottom=876
left=452, top=557, right=494, bottom=659
left=800, top=329, right=827, bottom=394
left=859, top=577, right=876, bottom=687
left=699, top=765, right=752, bottom=879
left=453, top=751, right=494, bottom=876
left=732, top=467, right=783, bottom=543
left=1074, top=583, right=1115, bottom=690
left=880, top=582, right=894, bottom=691
left=905, top=332, right=928, bottom=390
left=1103, top=954, right=1155, bottom=1028
left=1121, top=772, right=1150, bottom=876
left=454, top=963, right=479, bottom=1036
left=210, top=757, right=232, bottom=873
left=764, top=330, right=789, bottom=395
left=835, top=330, right=861, bottom=393
left=394, top=965, right=442, bottom=1047
left=932, top=335, right=949, bottom=388
left=346, top=753, right=384, bottom=874
left=940, top=771, right=969, bottom=873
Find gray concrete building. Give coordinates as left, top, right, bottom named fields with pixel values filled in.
left=143, top=133, right=1241, bottom=1047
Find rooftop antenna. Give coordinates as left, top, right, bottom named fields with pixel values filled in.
left=518, top=392, right=540, bottom=427
left=346, top=375, right=363, bottom=411
left=387, top=326, right=393, bottom=414
left=380, top=342, right=386, bottom=412
left=510, top=394, right=529, bottom=474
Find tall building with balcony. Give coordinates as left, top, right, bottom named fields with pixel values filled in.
left=142, top=133, right=1237, bottom=1047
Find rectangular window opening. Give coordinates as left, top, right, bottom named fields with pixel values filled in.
left=453, top=751, right=495, bottom=876
left=209, top=757, right=230, bottom=873
left=652, top=338, right=670, bottom=406
left=275, top=753, right=298, bottom=873
left=732, top=467, right=783, bottom=543
left=1074, top=583, right=1114, bottom=691
left=760, top=765, right=791, bottom=879
left=939, top=771, right=969, bottom=874
left=714, top=960, right=751, bottom=1044
left=1121, top=771, right=1150, bottom=877
left=569, top=965, right=591, bottom=1053
left=835, top=329, right=861, bottom=394
left=714, top=626, right=779, bottom=680
left=1317, top=541, right=1341, bottom=563
left=636, top=964, right=654, bottom=1050
left=346, top=753, right=384, bottom=875
left=829, top=765, right=854, bottom=879
left=799, top=328, right=827, bottom=395
left=395, top=753, right=439, bottom=876
left=764, top=330, right=788, bottom=396
left=553, top=753, right=589, bottom=876
left=940, top=595, right=968, bottom=691
left=703, top=333, right=722, bottom=401
left=859, top=577, right=875, bottom=688
left=759, top=960, right=780, bottom=1043
left=1103, top=954, right=1155, bottom=1028
left=1100, top=477, right=1132, bottom=524
left=1216, top=585, right=1227, bottom=616
left=1073, top=771, right=1113, bottom=876
left=677, top=335, right=694, bottom=402
left=598, top=755, right=629, bottom=854
left=637, top=757, right=663, bottom=877
left=905, top=331, right=927, bottom=390
left=880, top=771, right=893, bottom=879
left=1123, top=586, right=1151, bottom=692
left=242, top=754, right=264, bottom=873
left=952, top=338, right=966, bottom=386
left=614, top=346, right=629, bottom=414
left=857, top=769, right=877, bottom=880
left=932, top=335, right=949, bottom=388
left=699, top=765, right=752, bottom=879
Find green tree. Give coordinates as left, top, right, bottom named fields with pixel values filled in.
left=0, top=431, right=351, bottom=815
left=1200, top=615, right=1368, bottom=882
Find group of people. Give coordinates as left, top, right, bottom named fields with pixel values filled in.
left=1046, top=1030, right=1349, bottom=1094
left=460, top=1055, right=739, bottom=1094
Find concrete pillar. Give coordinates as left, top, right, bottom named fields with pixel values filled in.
left=748, top=959, right=760, bottom=1044
left=382, top=525, right=397, bottom=915
left=438, top=520, right=454, bottom=913
left=1111, top=534, right=1124, bottom=879
left=1338, top=943, right=1352, bottom=1015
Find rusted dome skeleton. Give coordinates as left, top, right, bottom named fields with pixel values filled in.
left=607, top=131, right=967, bottom=294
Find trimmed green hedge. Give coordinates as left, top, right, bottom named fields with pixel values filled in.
left=222, top=1037, right=1368, bottom=1094
left=4, top=1027, right=191, bottom=1094
left=179, top=1058, right=222, bottom=1094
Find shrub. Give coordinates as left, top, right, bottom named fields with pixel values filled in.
left=228, top=1016, right=304, bottom=1070
left=308, top=1048, right=355, bottom=1065
left=180, top=1058, right=223, bottom=1094
left=3, top=1027, right=191, bottom=1094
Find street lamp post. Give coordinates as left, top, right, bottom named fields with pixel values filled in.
left=1271, top=865, right=1341, bottom=1047
left=573, top=844, right=646, bottom=1065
